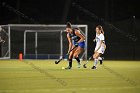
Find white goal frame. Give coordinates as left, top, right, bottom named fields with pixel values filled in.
left=1, top=24, right=88, bottom=60
left=23, top=25, right=88, bottom=60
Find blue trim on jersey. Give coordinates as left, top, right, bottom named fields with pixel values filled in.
left=73, top=41, right=85, bottom=48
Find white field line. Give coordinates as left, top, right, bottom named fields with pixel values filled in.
left=0, top=86, right=139, bottom=92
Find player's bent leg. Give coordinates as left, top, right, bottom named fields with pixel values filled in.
left=98, top=56, right=103, bottom=64
left=92, top=52, right=98, bottom=69
left=66, top=53, right=73, bottom=69
left=65, top=47, right=77, bottom=69
left=73, top=46, right=84, bottom=68
left=98, top=46, right=105, bottom=65
left=92, top=52, right=101, bottom=69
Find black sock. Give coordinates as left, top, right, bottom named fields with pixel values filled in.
left=75, top=57, right=80, bottom=63
left=69, top=59, right=72, bottom=67
left=100, top=60, right=102, bottom=64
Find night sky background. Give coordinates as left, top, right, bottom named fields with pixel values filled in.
left=0, top=0, right=139, bottom=24
left=0, top=0, right=140, bottom=59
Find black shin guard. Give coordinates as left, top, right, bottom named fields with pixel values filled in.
left=100, top=60, right=103, bottom=64
left=69, top=59, right=72, bottom=67
left=75, top=57, right=80, bottom=63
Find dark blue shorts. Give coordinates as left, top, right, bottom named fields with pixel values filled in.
left=73, top=41, right=85, bottom=48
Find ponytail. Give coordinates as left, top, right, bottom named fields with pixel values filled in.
left=96, top=25, right=104, bottom=34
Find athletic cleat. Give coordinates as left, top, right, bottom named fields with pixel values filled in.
left=83, top=64, right=87, bottom=68
left=65, top=66, right=71, bottom=69
left=91, top=66, right=96, bottom=69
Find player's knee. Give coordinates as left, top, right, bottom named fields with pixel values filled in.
left=93, top=54, right=95, bottom=59
left=93, top=56, right=95, bottom=59
left=73, top=55, right=77, bottom=58
left=69, top=54, right=73, bottom=59
left=93, top=55, right=97, bottom=59
left=73, top=53, right=78, bottom=58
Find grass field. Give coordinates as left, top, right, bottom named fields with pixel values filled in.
left=0, top=60, right=140, bottom=93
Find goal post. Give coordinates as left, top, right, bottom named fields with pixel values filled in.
left=4, top=24, right=88, bottom=60
left=24, top=30, right=64, bottom=59
left=23, top=25, right=88, bottom=60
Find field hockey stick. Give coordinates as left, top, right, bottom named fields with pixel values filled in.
left=83, top=38, right=96, bottom=68
left=83, top=56, right=92, bottom=68
left=55, top=46, right=77, bottom=64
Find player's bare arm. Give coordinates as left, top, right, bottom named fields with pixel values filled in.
left=75, top=30, right=85, bottom=43
left=67, top=34, right=72, bottom=53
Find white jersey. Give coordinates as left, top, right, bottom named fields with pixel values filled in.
left=95, top=33, right=105, bottom=54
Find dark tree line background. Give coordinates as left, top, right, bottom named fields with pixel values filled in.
left=0, top=0, right=140, bottom=60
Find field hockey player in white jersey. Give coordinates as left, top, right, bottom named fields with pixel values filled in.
left=92, top=25, right=106, bottom=69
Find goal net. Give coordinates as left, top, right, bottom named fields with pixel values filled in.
left=7, top=24, right=88, bottom=60
left=0, top=25, right=10, bottom=59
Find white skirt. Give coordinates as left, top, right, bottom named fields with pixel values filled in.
left=95, top=46, right=105, bottom=54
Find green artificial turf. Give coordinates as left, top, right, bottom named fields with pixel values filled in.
left=0, top=60, right=140, bottom=93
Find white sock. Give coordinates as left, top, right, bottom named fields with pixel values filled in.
left=94, top=59, right=98, bottom=66
left=98, top=57, right=102, bottom=60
